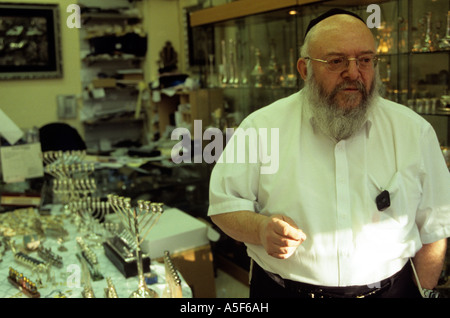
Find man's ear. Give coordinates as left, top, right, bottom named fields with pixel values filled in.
left=297, top=58, right=308, bottom=80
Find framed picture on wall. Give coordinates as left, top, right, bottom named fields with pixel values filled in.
left=0, top=3, right=62, bottom=80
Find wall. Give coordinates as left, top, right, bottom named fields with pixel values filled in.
left=0, top=0, right=83, bottom=136
left=142, top=0, right=185, bottom=82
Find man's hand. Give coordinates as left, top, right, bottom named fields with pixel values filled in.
left=210, top=211, right=307, bottom=259
left=259, top=214, right=307, bottom=259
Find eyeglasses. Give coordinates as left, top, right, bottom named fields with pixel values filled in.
left=304, top=55, right=379, bottom=72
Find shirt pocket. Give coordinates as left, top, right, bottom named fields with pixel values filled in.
left=367, top=171, right=409, bottom=227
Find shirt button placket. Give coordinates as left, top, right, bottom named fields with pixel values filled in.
left=334, top=140, right=353, bottom=284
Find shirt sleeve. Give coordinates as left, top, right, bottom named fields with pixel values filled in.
left=415, top=123, right=450, bottom=244
left=208, top=118, right=261, bottom=216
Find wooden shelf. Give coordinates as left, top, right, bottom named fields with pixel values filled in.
left=189, top=0, right=299, bottom=27
left=82, top=12, right=141, bottom=20
left=83, top=114, right=145, bottom=126
left=189, top=0, right=393, bottom=27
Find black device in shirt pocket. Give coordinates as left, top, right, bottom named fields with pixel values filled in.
left=376, top=190, right=391, bottom=211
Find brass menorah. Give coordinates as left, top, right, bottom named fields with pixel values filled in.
left=43, top=150, right=101, bottom=233
left=69, top=196, right=110, bottom=235
left=43, top=150, right=94, bottom=202
left=43, top=150, right=87, bottom=166
left=107, top=194, right=164, bottom=298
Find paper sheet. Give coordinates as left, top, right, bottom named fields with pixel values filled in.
left=0, top=143, right=44, bottom=183
left=0, top=108, right=23, bottom=145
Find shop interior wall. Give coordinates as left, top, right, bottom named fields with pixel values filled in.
left=0, top=0, right=192, bottom=140
left=0, top=0, right=83, bottom=138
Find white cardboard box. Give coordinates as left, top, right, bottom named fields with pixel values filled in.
left=142, top=207, right=209, bottom=259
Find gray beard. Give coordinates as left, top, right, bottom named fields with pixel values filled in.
left=304, top=74, right=379, bottom=141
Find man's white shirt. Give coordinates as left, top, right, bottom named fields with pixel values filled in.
left=208, top=90, right=450, bottom=286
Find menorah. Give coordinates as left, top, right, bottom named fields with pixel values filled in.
left=68, top=196, right=110, bottom=235
left=52, top=177, right=96, bottom=209
left=43, top=150, right=86, bottom=166
left=107, top=194, right=164, bottom=298
left=48, top=168, right=95, bottom=204
left=43, top=150, right=102, bottom=233
left=43, top=150, right=94, bottom=201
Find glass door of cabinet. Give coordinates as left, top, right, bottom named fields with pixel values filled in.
left=407, top=0, right=449, bottom=103
left=208, top=7, right=299, bottom=122
left=407, top=0, right=450, bottom=145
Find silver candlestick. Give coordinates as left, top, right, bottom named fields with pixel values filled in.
left=220, top=39, right=228, bottom=86
left=267, top=40, right=280, bottom=88
left=108, top=195, right=164, bottom=298
left=251, top=48, right=264, bottom=87
left=439, top=11, right=450, bottom=50
left=421, top=12, right=434, bottom=52
left=285, top=48, right=297, bottom=88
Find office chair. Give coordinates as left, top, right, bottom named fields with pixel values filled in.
left=39, top=123, right=86, bottom=152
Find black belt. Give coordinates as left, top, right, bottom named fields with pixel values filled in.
left=257, top=261, right=411, bottom=298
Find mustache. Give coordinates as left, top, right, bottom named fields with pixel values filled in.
left=333, top=80, right=367, bottom=95
left=326, top=80, right=368, bottom=113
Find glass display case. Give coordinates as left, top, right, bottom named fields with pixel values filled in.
left=189, top=0, right=450, bottom=145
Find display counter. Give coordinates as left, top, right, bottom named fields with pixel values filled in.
left=0, top=204, right=215, bottom=298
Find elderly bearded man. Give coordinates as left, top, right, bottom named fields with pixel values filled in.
left=208, top=9, right=449, bottom=298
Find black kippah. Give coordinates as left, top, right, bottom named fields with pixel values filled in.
left=304, top=8, right=365, bottom=39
